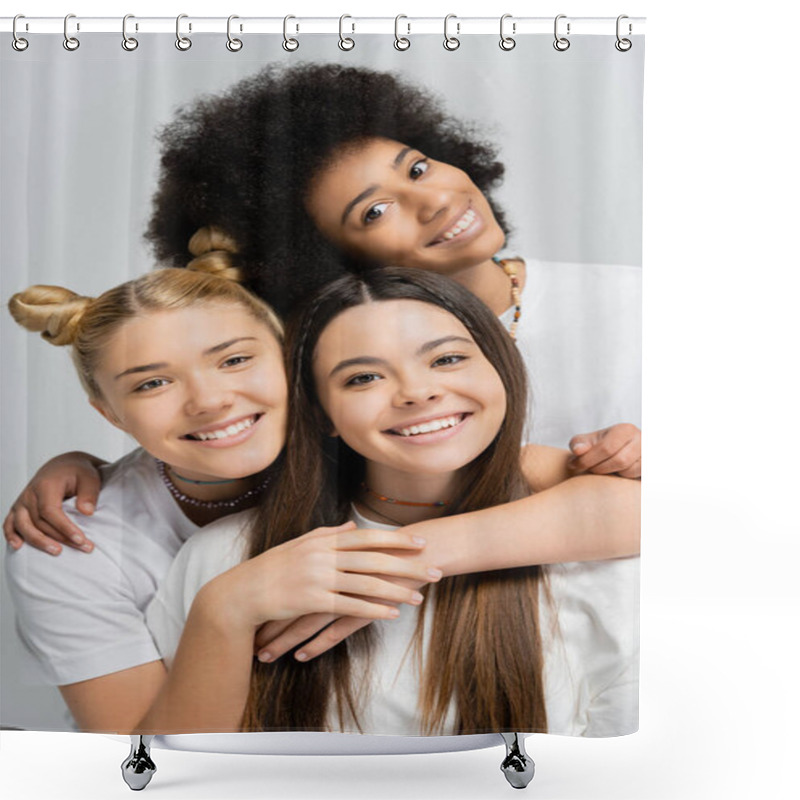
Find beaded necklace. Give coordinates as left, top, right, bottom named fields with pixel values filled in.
left=492, top=256, right=522, bottom=340
left=361, top=482, right=450, bottom=508
left=156, top=459, right=270, bottom=510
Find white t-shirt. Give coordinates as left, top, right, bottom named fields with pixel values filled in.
left=4, top=448, right=199, bottom=687
left=499, top=258, right=642, bottom=447
left=146, top=507, right=639, bottom=737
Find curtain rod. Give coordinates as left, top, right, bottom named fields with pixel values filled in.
left=1, top=16, right=646, bottom=36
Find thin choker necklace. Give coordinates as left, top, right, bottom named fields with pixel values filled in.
left=492, top=255, right=522, bottom=340
left=361, top=483, right=450, bottom=508
left=156, top=460, right=270, bottom=510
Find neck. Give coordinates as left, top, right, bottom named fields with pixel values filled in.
left=167, top=469, right=260, bottom=503
left=358, top=464, right=460, bottom=526
left=446, top=257, right=525, bottom=316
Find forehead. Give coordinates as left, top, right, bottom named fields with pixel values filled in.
left=315, top=138, right=409, bottom=184
left=314, top=299, right=473, bottom=361
left=104, top=303, right=278, bottom=358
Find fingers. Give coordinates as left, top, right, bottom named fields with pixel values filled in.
left=293, top=618, right=372, bottom=662
left=3, top=513, right=24, bottom=551
left=74, top=469, right=101, bottom=516
left=334, top=573, right=425, bottom=607
left=333, top=528, right=427, bottom=551
left=4, top=506, right=64, bottom=555
left=616, top=459, right=642, bottom=479
left=30, top=502, right=93, bottom=551
left=254, top=614, right=335, bottom=656
left=569, top=423, right=641, bottom=475
left=335, top=551, right=442, bottom=583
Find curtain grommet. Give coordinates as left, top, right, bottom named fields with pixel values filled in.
left=338, top=15, right=355, bottom=51
left=553, top=14, right=570, bottom=52
left=499, top=14, right=516, bottom=51
left=226, top=15, right=243, bottom=52
left=175, top=14, right=192, bottom=51
left=443, top=14, right=460, bottom=51
left=615, top=15, right=632, bottom=51
left=63, top=13, right=80, bottom=51
left=394, top=15, right=410, bottom=51
left=283, top=15, right=299, bottom=52
left=12, top=15, right=29, bottom=51
left=121, top=14, right=138, bottom=51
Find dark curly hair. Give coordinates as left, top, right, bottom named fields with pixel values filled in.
left=146, top=63, right=508, bottom=315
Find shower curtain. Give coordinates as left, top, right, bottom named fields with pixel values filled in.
left=0, top=16, right=643, bottom=757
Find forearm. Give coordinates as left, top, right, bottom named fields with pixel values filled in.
left=135, top=584, right=254, bottom=734
left=405, top=475, right=640, bottom=577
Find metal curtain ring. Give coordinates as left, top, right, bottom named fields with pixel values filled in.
left=338, top=14, right=355, bottom=51
left=615, top=15, right=632, bottom=51
left=394, top=15, right=410, bottom=51
left=283, top=15, right=299, bottom=51
left=122, top=14, right=138, bottom=51
left=63, top=13, right=80, bottom=51
left=12, top=14, right=29, bottom=51
left=553, top=14, right=570, bottom=52
left=175, top=14, right=192, bottom=50
left=226, top=15, right=243, bottom=51
left=443, top=14, right=460, bottom=51
left=499, top=14, right=516, bottom=51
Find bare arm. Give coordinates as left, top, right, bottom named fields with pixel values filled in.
left=255, top=455, right=640, bottom=662
left=135, top=525, right=441, bottom=733
left=59, top=661, right=167, bottom=733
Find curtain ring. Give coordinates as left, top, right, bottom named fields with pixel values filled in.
left=338, top=14, right=355, bottom=51
left=394, top=15, right=410, bottom=51
left=553, top=14, right=570, bottom=52
left=615, top=15, right=632, bottom=52
left=63, top=13, right=80, bottom=51
left=499, top=14, right=516, bottom=51
left=283, top=15, right=299, bottom=51
left=122, top=14, right=138, bottom=51
left=12, top=14, right=29, bottom=52
left=443, top=14, right=460, bottom=51
left=175, top=14, right=192, bottom=51
left=226, top=15, right=243, bottom=51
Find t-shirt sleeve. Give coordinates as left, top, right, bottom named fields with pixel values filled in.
left=4, top=503, right=162, bottom=686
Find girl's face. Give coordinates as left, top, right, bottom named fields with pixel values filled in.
left=312, top=299, right=506, bottom=485
left=305, top=138, right=506, bottom=275
left=91, top=303, right=287, bottom=483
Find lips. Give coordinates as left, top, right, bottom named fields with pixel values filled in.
left=386, top=413, right=469, bottom=438
left=427, top=206, right=480, bottom=246
left=183, top=413, right=262, bottom=441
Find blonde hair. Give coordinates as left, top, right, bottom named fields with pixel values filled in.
left=8, top=228, right=282, bottom=400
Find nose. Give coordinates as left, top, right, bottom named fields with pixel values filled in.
left=392, top=372, right=442, bottom=407
left=183, top=373, right=233, bottom=417
left=407, top=182, right=452, bottom=225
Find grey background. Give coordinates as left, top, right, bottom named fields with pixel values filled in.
left=0, top=33, right=643, bottom=728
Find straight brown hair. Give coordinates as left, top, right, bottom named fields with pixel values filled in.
left=243, top=267, right=547, bottom=735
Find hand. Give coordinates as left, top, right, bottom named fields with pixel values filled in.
left=3, top=452, right=105, bottom=555
left=208, top=524, right=442, bottom=634
left=568, top=423, right=641, bottom=479
left=253, top=574, right=427, bottom=663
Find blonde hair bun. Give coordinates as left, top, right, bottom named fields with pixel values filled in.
left=8, top=285, right=92, bottom=346
left=187, top=225, right=243, bottom=282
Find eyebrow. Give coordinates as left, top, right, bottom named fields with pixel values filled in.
left=114, top=337, right=257, bottom=380
left=328, top=335, right=475, bottom=378
left=339, top=146, right=415, bottom=226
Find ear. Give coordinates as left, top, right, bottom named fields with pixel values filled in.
left=89, top=398, right=126, bottom=431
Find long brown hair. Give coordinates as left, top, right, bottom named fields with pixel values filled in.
left=244, top=268, right=547, bottom=735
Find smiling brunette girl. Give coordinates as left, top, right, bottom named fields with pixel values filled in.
left=141, top=268, right=639, bottom=736
left=5, top=263, right=434, bottom=732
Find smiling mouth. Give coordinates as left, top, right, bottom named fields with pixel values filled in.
left=387, top=413, right=468, bottom=438
left=428, top=208, right=478, bottom=246
left=183, top=414, right=262, bottom=441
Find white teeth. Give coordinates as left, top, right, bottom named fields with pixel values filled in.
left=396, top=415, right=463, bottom=437
left=441, top=209, right=476, bottom=241
left=193, top=415, right=256, bottom=441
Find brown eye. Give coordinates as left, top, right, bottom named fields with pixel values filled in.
left=364, top=202, right=389, bottom=225
left=409, top=159, right=429, bottom=179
